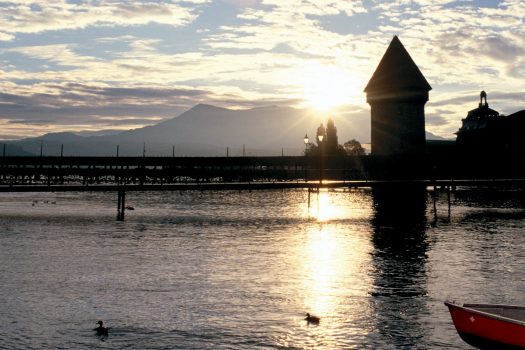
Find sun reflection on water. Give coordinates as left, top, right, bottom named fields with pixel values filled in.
left=303, top=225, right=341, bottom=317
left=307, top=190, right=361, bottom=222
left=296, top=190, right=374, bottom=346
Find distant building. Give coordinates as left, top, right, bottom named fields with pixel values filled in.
left=364, top=36, right=431, bottom=155
left=456, top=91, right=525, bottom=154
left=312, top=119, right=346, bottom=156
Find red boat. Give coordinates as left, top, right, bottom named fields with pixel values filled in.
left=445, top=301, right=525, bottom=349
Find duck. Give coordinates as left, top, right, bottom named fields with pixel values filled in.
left=93, top=320, right=109, bottom=336
left=305, top=313, right=320, bottom=324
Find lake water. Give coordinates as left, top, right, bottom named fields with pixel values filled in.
left=0, top=188, right=524, bottom=349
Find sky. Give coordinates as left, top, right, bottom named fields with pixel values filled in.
left=0, top=0, right=523, bottom=141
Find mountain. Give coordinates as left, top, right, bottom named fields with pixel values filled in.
left=425, top=131, right=448, bottom=141
left=0, top=143, right=33, bottom=156
left=74, top=129, right=125, bottom=137
left=105, top=103, right=370, bottom=154
left=4, top=104, right=371, bottom=156
left=7, top=132, right=107, bottom=157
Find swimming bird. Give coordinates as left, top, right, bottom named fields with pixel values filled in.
left=305, top=313, right=320, bottom=324
left=94, top=320, right=109, bottom=336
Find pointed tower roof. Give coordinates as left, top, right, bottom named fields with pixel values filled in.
left=364, top=36, right=431, bottom=95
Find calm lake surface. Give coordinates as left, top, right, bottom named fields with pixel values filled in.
left=0, top=188, right=524, bottom=349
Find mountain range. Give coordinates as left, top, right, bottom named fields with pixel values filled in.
left=1, top=104, right=445, bottom=156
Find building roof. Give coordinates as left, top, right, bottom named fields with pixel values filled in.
left=465, top=91, right=499, bottom=120
left=364, top=36, right=431, bottom=94
left=456, top=92, right=500, bottom=134
left=507, top=110, right=525, bottom=120
left=466, top=104, right=499, bottom=120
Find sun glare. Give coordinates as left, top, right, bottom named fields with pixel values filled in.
left=297, top=63, right=358, bottom=111
left=310, top=190, right=350, bottom=222
left=299, top=216, right=374, bottom=326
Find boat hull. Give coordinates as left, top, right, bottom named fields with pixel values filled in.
left=445, top=301, right=525, bottom=349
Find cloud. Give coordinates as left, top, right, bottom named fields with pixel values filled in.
left=0, top=81, right=305, bottom=138
left=262, top=0, right=367, bottom=16
left=0, top=32, right=14, bottom=41
left=431, top=91, right=525, bottom=108
left=3, top=40, right=311, bottom=105
left=0, top=82, right=213, bottom=108
left=0, top=1, right=207, bottom=36
left=0, top=0, right=523, bottom=140
left=0, top=82, right=213, bottom=136
left=223, top=0, right=262, bottom=8
left=425, top=113, right=451, bottom=126
left=479, top=35, right=525, bottom=61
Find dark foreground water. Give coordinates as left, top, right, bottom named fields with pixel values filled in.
left=0, top=188, right=524, bottom=349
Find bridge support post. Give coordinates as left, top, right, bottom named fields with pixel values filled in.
left=447, top=185, right=451, bottom=219
left=117, top=190, right=125, bottom=221
left=432, top=184, right=437, bottom=219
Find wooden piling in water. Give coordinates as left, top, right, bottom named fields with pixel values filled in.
left=433, top=184, right=438, bottom=218
left=117, top=190, right=125, bottom=221
left=447, top=185, right=451, bottom=219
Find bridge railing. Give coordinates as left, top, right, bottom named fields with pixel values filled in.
left=0, top=154, right=524, bottom=186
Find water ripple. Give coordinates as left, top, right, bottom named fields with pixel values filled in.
left=0, top=189, right=523, bottom=349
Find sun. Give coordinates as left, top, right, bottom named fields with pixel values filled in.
left=297, top=63, right=358, bottom=111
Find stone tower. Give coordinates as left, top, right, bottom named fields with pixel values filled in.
left=364, top=36, right=431, bottom=155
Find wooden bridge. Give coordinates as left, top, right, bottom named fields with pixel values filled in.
left=1, top=155, right=524, bottom=220
left=1, top=154, right=524, bottom=183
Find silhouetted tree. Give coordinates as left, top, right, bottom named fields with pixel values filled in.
left=344, top=139, right=365, bottom=155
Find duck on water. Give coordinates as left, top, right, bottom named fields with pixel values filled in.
left=305, top=313, right=320, bottom=324
left=94, top=320, right=109, bottom=336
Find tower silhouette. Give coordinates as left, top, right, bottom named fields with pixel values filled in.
left=364, top=36, right=431, bottom=155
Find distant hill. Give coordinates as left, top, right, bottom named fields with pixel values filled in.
left=3, top=104, right=447, bottom=156
left=4, top=104, right=371, bottom=156
left=74, top=129, right=125, bottom=137
left=425, top=131, right=448, bottom=141
left=0, top=143, right=34, bottom=156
